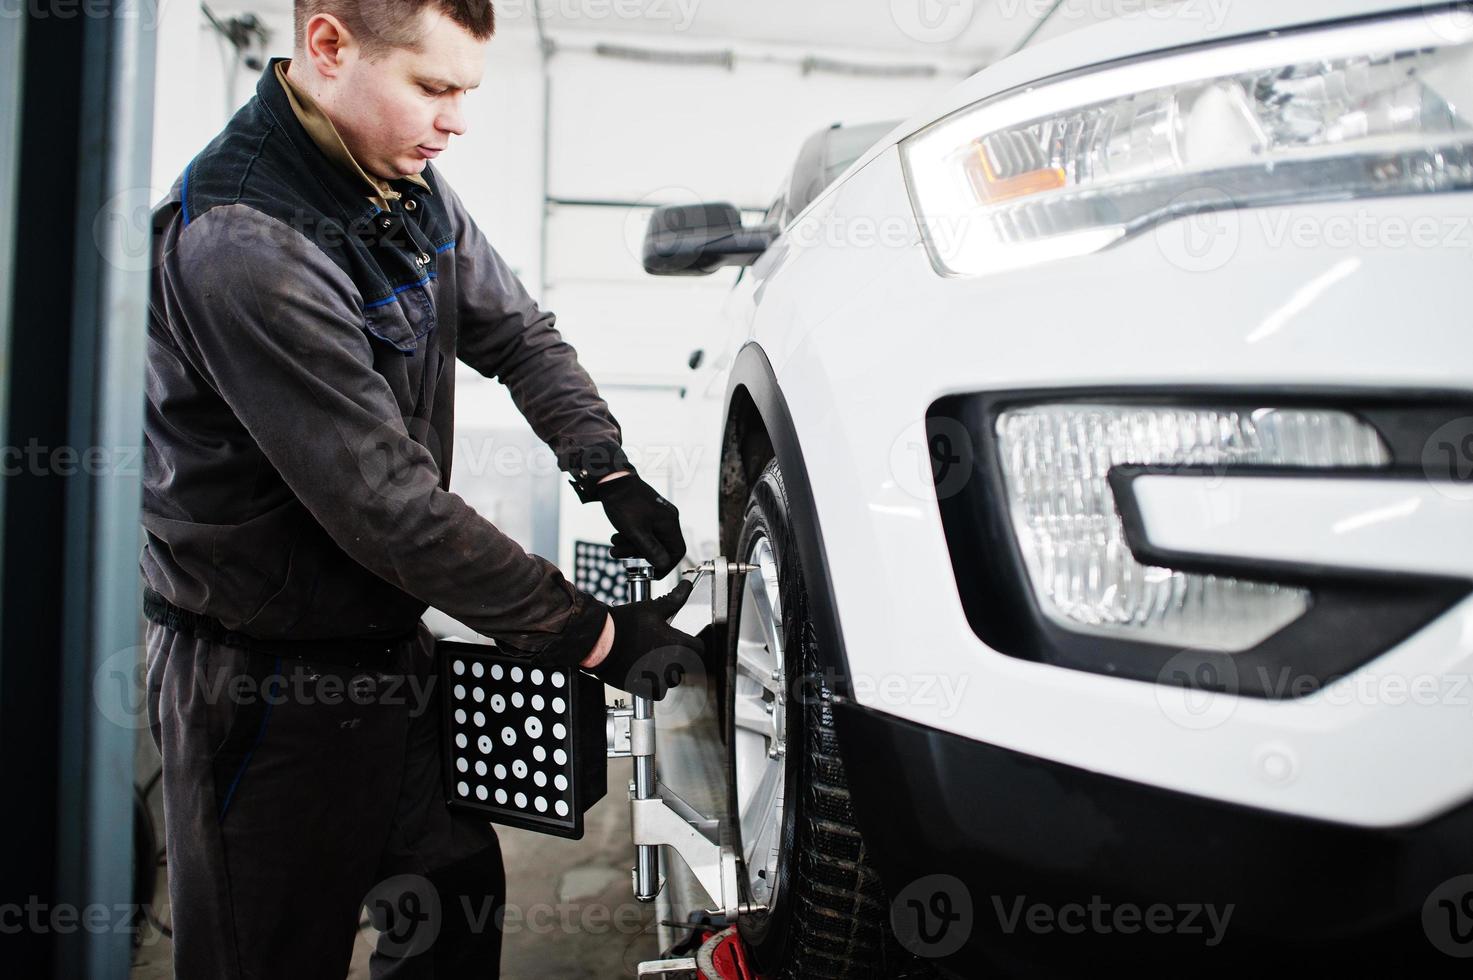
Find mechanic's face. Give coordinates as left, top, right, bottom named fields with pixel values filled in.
left=304, top=9, right=485, bottom=180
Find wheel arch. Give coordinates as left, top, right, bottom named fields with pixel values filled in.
left=721, top=342, right=852, bottom=693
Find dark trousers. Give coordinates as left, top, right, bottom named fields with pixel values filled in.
left=145, top=619, right=504, bottom=979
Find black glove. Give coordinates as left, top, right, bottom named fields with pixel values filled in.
left=590, top=579, right=704, bottom=700
left=590, top=474, right=687, bottom=579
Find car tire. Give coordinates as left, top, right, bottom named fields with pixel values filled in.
left=724, top=458, right=909, bottom=979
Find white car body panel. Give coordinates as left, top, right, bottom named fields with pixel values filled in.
left=668, top=0, right=1473, bottom=830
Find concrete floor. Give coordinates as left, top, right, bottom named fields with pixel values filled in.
left=131, top=706, right=660, bottom=979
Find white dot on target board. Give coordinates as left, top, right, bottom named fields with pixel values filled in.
left=534, top=797, right=547, bottom=813
left=476, top=785, right=488, bottom=801
left=511, top=692, right=524, bottom=709
left=513, top=760, right=528, bottom=779
left=531, top=695, right=544, bottom=711
left=456, top=758, right=468, bottom=773
left=490, top=695, right=506, bottom=713
left=531, top=669, right=545, bottom=686
left=453, top=684, right=465, bottom=700
left=555, top=774, right=568, bottom=791
left=525, top=717, right=542, bottom=739
left=514, top=792, right=528, bottom=808
left=472, top=687, right=484, bottom=702
left=455, top=733, right=467, bottom=749
left=494, top=764, right=507, bottom=780
left=456, top=781, right=469, bottom=797
left=477, top=735, right=492, bottom=754
left=554, top=749, right=567, bottom=765
left=511, top=666, right=524, bottom=683
left=475, top=761, right=487, bottom=777
left=473, top=712, right=486, bottom=727
left=532, top=746, right=546, bottom=762
left=553, top=723, right=566, bottom=740
left=452, top=660, right=465, bottom=675
left=551, top=697, right=565, bottom=713
left=454, top=709, right=466, bottom=725
left=501, top=726, right=517, bottom=746
left=551, top=672, right=565, bottom=688
left=472, top=662, right=484, bottom=678
left=533, top=771, right=547, bottom=787
left=495, top=788, right=508, bottom=805
left=491, top=664, right=503, bottom=680
left=555, top=801, right=569, bottom=817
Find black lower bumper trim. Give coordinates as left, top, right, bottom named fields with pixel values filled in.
left=835, top=701, right=1473, bottom=976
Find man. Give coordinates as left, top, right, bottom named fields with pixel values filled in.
left=142, top=1, right=702, bottom=976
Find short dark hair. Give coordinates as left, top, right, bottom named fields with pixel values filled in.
left=295, top=0, right=495, bottom=58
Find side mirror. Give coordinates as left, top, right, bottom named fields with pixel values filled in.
left=642, top=203, right=776, bottom=276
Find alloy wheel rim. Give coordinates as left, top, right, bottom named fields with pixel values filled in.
left=733, top=534, right=787, bottom=910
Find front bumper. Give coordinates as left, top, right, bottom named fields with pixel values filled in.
left=836, top=700, right=1473, bottom=973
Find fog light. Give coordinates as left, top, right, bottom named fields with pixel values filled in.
left=995, top=404, right=1389, bottom=651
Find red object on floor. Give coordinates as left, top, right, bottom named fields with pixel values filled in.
left=697, top=926, right=757, bottom=980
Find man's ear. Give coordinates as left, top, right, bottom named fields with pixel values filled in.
left=301, top=13, right=355, bottom=77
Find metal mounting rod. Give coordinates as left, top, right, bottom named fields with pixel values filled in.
left=624, top=559, right=661, bottom=902
left=612, top=557, right=759, bottom=917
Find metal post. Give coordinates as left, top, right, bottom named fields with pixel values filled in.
left=624, top=558, right=661, bottom=901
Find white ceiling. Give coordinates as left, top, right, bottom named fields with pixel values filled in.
left=237, top=0, right=1046, bottom=65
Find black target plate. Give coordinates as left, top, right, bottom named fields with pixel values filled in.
left=438, top=640, right=607, bottom=839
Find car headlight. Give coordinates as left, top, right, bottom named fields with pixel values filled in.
left=900, top=8, right=1473, bottom=277
left=995, top=404, right=1390, bottom=651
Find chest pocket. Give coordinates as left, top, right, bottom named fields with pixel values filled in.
left=362, top=282, right=438, bottom=354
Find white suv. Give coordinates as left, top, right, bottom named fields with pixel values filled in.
left=644, top=1, right=1473, bottom=974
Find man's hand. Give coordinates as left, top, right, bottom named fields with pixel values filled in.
left=581, top=579, right=702, bottom=700
left=591, top=472, right=687, bottom=579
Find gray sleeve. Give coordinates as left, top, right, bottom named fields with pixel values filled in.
left=161, top=203, right=603, bottom=658
left=440, top=181, right=630, bottom=478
